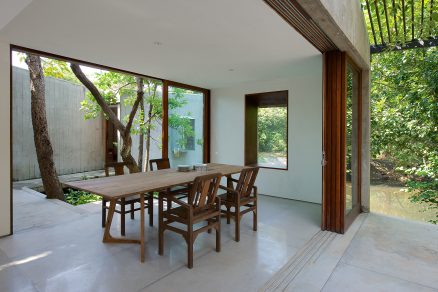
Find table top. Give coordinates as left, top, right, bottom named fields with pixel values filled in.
left=63, top=163, right=245, bottom=200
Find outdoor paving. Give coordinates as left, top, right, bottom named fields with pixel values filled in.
left=12, top=169, right=108, bottom=190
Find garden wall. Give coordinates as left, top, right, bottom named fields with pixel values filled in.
left=12, top=66, right=105, bottom=181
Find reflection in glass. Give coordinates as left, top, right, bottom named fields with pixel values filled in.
left=168, top=87, right=204, bottom=166
left=346, top=65, right=359, bottom=214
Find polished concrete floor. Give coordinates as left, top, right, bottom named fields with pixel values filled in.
left=3, top=188, right=438, bottom=291
left=1, top=188, right=322, bottom=292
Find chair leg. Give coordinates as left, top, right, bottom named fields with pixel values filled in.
left=207, top=219, right=212, bottom=233
left=130, top=202, right=135, bottom=220
left=158, top=197, right=164, bottom=256
left=102, top=199, right=107, bottom=228
left=235, top=205, right=240, bottom=242
left=187, top=226, right=193, bottom=269
left=148, top=196, right=153, bottom=227
left=216, top=215, right=221, bottom=252
left=121, top=199, right=125, bottom=236
left=253, top=200, right=257, bottom=232
left=226, top=205, right=231, bottom=224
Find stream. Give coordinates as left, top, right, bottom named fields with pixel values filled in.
left=370, top=183, right=436, bottom=223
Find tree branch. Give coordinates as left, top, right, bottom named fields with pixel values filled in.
left=70, top=63, right=126, bottom=134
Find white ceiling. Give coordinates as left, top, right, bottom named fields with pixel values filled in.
left=0, top=0, right=320, bottom=89
left=0, top=0, right=32, bottom=31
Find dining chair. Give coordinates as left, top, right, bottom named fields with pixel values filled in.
left=218, top=167, right=259, bottom=242
left=101, top=162, right=154, bottom=236
left=149, top=158, right=189, bottom=205
left=149, top=158, right=171, bottom=171
left=158, top=173, right=222, bottom=269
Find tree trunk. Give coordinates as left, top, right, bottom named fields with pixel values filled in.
left=145, top=102, right=153, bottom=171
left=137, top=78, right=145, bottom=171
left=26, top=54, right=64, bottom=200
left=70, top=63, right=141, bottom=173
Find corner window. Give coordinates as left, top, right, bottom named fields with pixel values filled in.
left=245, top=91, right=288, bottom=170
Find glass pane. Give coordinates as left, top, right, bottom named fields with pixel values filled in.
left=257, top=106, right=287, bottom=169
left=120, top=79, right=163, bottom=171
left=168, top=86, right=204, bottom=167
left=346, top=65, right=359, bottom=214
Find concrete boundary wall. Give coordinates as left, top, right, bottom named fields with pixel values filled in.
left=12, top=66, right=104, bottom=181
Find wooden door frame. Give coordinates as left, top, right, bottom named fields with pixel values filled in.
left=322, top=51, right=363, bottom=233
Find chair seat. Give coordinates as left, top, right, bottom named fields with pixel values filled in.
left=165, top=205, right=218, bottom=222
left=218, top=193, right=254, bottom=205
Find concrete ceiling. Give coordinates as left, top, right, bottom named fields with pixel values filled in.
left=0, top=0, right=320, bottom=89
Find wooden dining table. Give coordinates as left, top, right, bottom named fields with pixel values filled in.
left=63, top=163, right=245, bottom=262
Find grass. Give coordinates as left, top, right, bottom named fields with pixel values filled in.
left=64, top=188, right=100, bottom=206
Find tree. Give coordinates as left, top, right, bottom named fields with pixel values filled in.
left=25, top=54, right=64, bottom=200
left=70, top=63, right=142, bottom=173
left=40, top=57, right=195, bottom=173
left=257, top=107, right=287, bottom=154
left=370, top=47, right=438, bottom=223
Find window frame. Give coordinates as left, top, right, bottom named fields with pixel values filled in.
left=244, top=90, right=288, bottom=170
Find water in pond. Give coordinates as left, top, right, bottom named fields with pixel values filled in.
left=370, top=183, right=436, bottom=223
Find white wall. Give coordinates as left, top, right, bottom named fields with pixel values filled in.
left=0, top=41, right=11, bottom=236
left=211, top=55, right=323, bottom=204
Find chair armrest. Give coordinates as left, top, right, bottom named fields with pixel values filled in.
left=170, top=196, right=191, bottom=209
left=219, top=185, right=238, bottom=194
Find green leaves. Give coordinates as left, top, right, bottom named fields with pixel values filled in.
left=65, top=188, right=100, bottom=206
left=371, top=47, right=437, bottom=223
left=257, top=107, right=287, bottom=154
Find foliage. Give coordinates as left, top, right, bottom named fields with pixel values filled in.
left=370, top=47, right=438, bottom=223
left=361, top=0, right=437, bottom=46
left=65, top=189, right=100, bottom=206
left=257, top=107, right=287, bottom=154
left=407, top=178, right=438, bottom=224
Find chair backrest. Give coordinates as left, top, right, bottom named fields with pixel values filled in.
left=149, top=158, right=170, bottom=171
left=236, top=167, right=259, bottom=198
left=188, top=173, right=222, bottom=212
left=104, top=162, right=126, bottom=177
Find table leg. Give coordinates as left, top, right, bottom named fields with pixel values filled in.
left=103, top=199, right=140, bottom=244
left=140, top=194, right=145, bottom=262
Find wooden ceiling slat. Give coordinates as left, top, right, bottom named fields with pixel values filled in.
left=264, top=0, right=336, bottom=53
left=420, top=0, right=425, bottom=37
left=374, top=0, right=386, bottom=43
left=402, top=0, right=407, bottom=42
left=383, top=0, right=392, bottom=43
left=366, top=0, right=379, bottom=45
left=411, top=0, right=415, bottom=40
left=430, top=0, right=435, bottom=36
left=391, top=0, right=400, bottom=42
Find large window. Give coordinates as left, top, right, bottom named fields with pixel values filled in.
left=11, top=47, right=210, bottom=178
left=245, top=91, right=288, bottom=170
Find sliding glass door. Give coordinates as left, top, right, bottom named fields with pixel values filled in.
left=345, top=61, right=361, bottom=228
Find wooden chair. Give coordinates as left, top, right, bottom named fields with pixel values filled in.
left=158, top=173, right=222, bottom=269
left=149, top=158, right=189, bottom=203
left=149, top=158, right=171, bottom=171
left=101, top=162, right=154, bottom=236
left=219, top=167, right=259, bottom=242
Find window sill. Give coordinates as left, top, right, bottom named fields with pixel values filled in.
left=246, top=163, right=288, bottom=171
